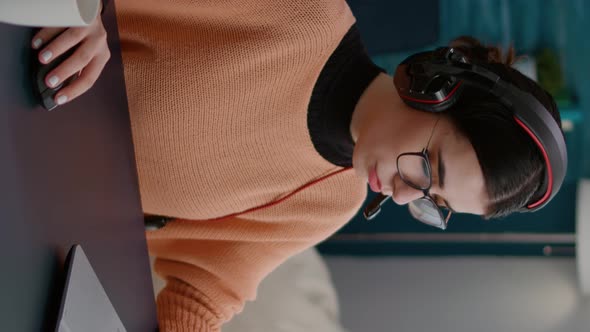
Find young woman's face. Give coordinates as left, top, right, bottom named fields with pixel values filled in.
left=352, top=114, right=489, bottom=215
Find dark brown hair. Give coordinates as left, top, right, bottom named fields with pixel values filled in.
left=446, top=36, right=562, bottom=218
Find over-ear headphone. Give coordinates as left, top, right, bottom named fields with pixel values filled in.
left=364, top=47, right=567, bottom=220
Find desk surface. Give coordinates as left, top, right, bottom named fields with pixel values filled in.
left=0, top=4, right=158, bottom=331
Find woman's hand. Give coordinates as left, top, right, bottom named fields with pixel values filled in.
left=31, top=13, right=110, bottom=106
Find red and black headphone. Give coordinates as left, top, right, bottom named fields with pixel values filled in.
left=366, top=47, right=567, bottom=217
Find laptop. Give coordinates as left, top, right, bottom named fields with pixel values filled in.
left=55, top=245, right=127, bottom=332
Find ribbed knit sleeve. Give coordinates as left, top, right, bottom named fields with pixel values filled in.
left=157, top=281, right=221, bottom=331
left=148, top=169, right=366, bottom=331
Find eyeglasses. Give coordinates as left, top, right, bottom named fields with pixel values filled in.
left=363, top=119, right=452, bottom=230
left=398, top=119, right=452, bottom=229
left=397, top=148, right=452, bottom=230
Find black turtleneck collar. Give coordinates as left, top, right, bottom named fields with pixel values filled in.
left=307, top=24, right=385, bottom=167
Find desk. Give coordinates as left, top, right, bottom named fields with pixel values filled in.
left=0, top=3, right=158, bottom=331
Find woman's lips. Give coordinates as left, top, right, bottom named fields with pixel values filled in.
left=368, top=166, right=382, bottom=193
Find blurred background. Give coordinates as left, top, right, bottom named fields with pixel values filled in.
left=157, top=1, right=590, bottom=331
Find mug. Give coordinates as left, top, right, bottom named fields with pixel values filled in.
left=0, top=0, right=100, bottom=27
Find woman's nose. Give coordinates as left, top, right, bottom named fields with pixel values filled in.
left=390, top=176, right=424, bottom=205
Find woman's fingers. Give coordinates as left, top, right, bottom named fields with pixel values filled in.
left=53, top=50, right=111, bottom=106
left=44, top=36, right=107, bottom=89
left=36, top=27, right=89, bottom=64
left=32, top=14, right=109, bottom=108
left=31, top=27, right=66, bottom=50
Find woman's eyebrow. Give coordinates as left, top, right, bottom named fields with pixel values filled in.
left=437, top=150, right=456, bottom=212
left=437, top=149, right=446, bottom=189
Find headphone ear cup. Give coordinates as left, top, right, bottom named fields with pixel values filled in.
left=399, top=82, right=465, bottom=113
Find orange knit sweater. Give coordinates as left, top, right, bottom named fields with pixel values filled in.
left=115, top=1, right=367, bottom=330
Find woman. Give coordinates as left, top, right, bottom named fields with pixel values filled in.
left=31, top=0, right=565, bottom=330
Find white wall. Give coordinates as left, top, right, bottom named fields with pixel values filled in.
left=325, top=257, right=590, bottom=332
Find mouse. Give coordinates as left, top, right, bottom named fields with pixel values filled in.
left=32, top=41, right=79, bottom=111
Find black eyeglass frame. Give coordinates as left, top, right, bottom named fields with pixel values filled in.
left=397, top=148, right=452, bottom=230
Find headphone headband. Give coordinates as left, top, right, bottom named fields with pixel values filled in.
left=393, top=47, right=567, bottom=212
